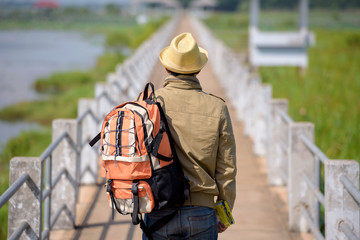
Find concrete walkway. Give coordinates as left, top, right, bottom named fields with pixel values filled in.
left=51, top=16, right=312, bottom=240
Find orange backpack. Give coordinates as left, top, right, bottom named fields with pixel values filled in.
left=90, top=82, right=189, bottom=236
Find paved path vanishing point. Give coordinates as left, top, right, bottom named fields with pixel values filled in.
left=51, top=15, right=313, bottom=240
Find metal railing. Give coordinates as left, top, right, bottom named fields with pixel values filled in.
left=276, top=108, right=293, bottom=185
left=191, top=14, right=360, bottom=240
left=0, top=15, right=179, bottom=240
left=0, top=107, right=100, bottom=239
left=299, top=134, right=326, bottom=240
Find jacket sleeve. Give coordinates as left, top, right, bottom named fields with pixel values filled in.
left=215, top=103, right=237, bottom=210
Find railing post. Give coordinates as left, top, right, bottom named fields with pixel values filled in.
left=250, top=0, right=259, bottom=31
left=8, top=157, right=42, bottom=239
left=52, top=119, right=77, bottom=229
left=235, top=67, right=251, bottom=121
left=325, top=160, right=360, bottom=239
left=267, top=99, right=288, bottom=185
left=288, top=122, right=314, bottom=232
left=253, top=84, right=272, bottom=156
left=107, top=73, right=129, bottom=103
left=95, top=83, right=115, bottom=119
left=244, top=74, right=261, bottom=137
left=299, top=0, right=308, bottom=33
left=78, top=99, right=99, bottom=185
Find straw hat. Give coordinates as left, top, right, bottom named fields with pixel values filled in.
left=159, top=32, right=208, bottom=74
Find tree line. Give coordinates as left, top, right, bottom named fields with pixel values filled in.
left=182, top=0, right=360, bottom=12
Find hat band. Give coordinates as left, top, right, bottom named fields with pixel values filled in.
left=165, top=54, right=204, bottom=70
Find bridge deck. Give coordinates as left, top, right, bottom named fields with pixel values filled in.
left=50, top=16, right=312, bottom=240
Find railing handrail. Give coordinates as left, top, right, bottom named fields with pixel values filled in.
left=302, top=170, right=325, bottom=205
left=339, top=221, right=360, bottom=240
left=8, top=222, right=31, bottom=240
left=4, top=13, right=359, bottom=240
left=0, top=173, right=30, bottom=208
left=300, top=205, right=325, bottom=240
left=2, top=15, right=180, bottom=240
left=277, top=108, right=294, bottom=124
left=340, top=175, right=360, bottom=206
left=191, top=14, right=360, bottom=240
left=300, top=134, right=328, bottom=164
left=77, top=108, right=99, bottom=125
left=40, top=131, right=77, bottom=163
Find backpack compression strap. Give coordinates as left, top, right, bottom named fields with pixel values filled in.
left=90, top=82, right=155, bottom=148
left=107, top=179, right=125, bottom=220
left=107, top=179, right=142, bottom=225
left=89, top=132, right=101, bottom=147
left=131, top=181, right=141, bottom=225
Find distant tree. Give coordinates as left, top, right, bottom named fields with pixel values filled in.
left=261, top=0, right=297, bottom=9
left=216, top=0, right=241, bottom=11
left=62, top=7, right=90, bottom=15
left=179, top=0, right=191, bottom=8
left=233, top=0, right=360, bottom=11
left=310, top=0, right=360, bottom=9
left=105, top=3, right=119, bottom=15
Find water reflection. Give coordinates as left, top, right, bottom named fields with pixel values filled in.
left=0, top=30, right=105, bottom=149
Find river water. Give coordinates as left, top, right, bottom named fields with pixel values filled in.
left=0, top=30, right=105, bottom=152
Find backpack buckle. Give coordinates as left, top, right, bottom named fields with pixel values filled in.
left=131, top=182, right=139, bottom=195
left=146, top=143, right=153, bottom=153
left=107, top=179, right=113, bottom=193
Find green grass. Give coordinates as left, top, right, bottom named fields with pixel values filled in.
left=0, top=13, right=168, bottom=239
left=0, top=128, right=52, bottom=238
left=203, top=9, right=360, bottom=52
left=253, top=9, right=360, bottom=31
left=203, top=13, right=249, bottom=51
left=0, top=10, right=137, bottom=32
left=204, top=10, right=360, bottom=162
left=260, top=29, right=360, bottom=161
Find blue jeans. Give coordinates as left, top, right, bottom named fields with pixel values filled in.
left=142, top=206, right=218, bottom=240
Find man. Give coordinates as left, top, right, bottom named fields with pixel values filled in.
left=143, top=32, right=237, bottom=240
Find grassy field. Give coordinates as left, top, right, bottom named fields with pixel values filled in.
left=0, top=10, right=168, bottom=239
left=204, top=10, right=360, bottom=163
left=204, top=10, right=360, bottom=233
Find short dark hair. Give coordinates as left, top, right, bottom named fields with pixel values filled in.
left=167, top=69, right=199, bottom=76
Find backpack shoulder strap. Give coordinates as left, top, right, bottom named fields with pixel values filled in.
left=143, top=82, right=156, bottom=101
left=155, top=102, right=187, bottom=178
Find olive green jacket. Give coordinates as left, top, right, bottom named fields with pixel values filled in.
left=156, top=74, right=237, bottom=210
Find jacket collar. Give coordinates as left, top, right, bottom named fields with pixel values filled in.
left=163, top=74, right=202, bottom=91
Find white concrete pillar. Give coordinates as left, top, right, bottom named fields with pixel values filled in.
left=107, top=72, right=129, bottom=101
left=299, top=0, right=308, bottom=33
left=95, top=83, right=116, bottom=119
left=123, top=63, right=142, bottom=92
left=236, top=67, right=251, bottom=121
left=250, top=0, right=260, bottom=31
left=253, top=84, right=272, bottom=156
left=8, top=157, right=42, bottom=239
left=325, top=160, right=360, bottom=240
left=267, top=99, right=288, bottom=185
left=288, top=122, right=314, bottom=232
left=244, top=75, right=261, bottom=137
left=51, top=119, right=77, bottom=229
left=78, top=99, right=99, bottom=185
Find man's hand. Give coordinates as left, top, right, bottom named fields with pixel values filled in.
left=217, top=221, right=228, bottom=233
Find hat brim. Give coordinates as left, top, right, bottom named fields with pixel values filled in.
left=159, top=46, right=208, bottom=74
